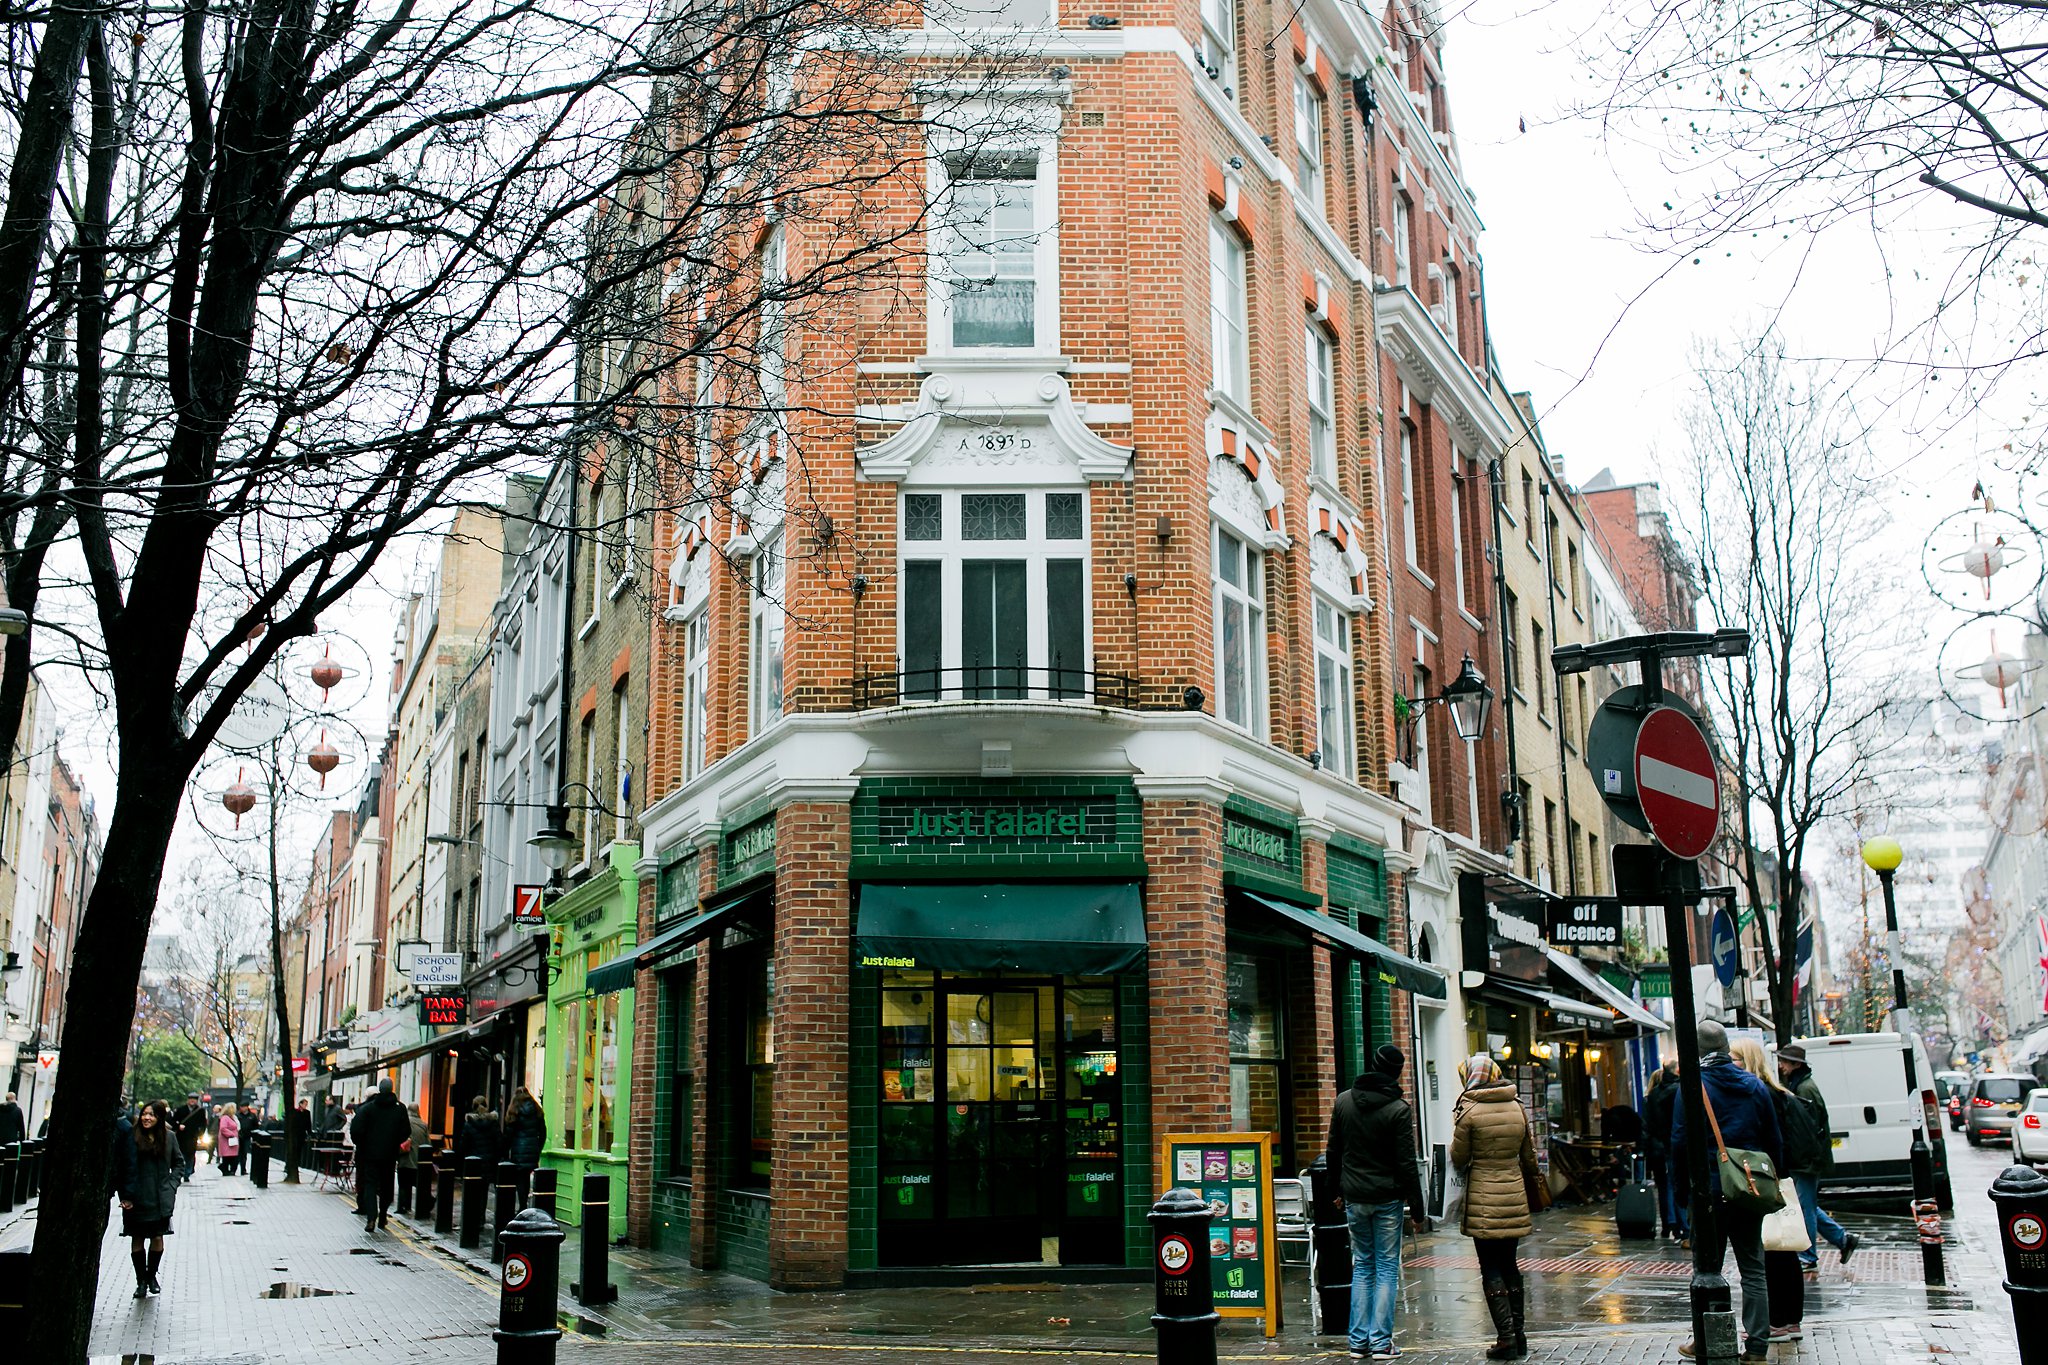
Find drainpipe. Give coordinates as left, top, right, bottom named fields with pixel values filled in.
left=1538, top=480, right=1576, bottom=896
left=1486, top=458, right=1522, bottom=855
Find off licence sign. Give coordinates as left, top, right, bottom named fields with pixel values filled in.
left=1633, top=706, right=1720, bottom=860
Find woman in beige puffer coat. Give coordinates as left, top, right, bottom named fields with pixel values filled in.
left=1452, top=1054, right=1538, bottom=1360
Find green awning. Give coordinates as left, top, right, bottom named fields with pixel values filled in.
left=1235, top=891, right=1449, bottom=999
left=855, top=883, right=1145, bottom=975
left=585, top=887, right=768, bottom=996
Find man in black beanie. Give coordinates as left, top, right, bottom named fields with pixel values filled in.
left=1325, top=1044, right=1429, bottom=1360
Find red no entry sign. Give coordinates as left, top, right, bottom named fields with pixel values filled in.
left=1634, top=706, right=1720, bottom=860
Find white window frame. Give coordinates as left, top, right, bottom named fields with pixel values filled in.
left=580, top=712, right=599, bottom=866
left=896, top=487, right=1090, bottom=701
left=1313, top=595, right=1354, bottom=779
left=682, top=606, right=708, bottom=781
left=751, top=523, right=785, bottom=734
left=928, top=142, right=1060, bottom=356
left=1449, top=454, right=1468, bottom=611
left=1294, top=78, right=1325, bottom=209
left=1442, top=255, right=1460, bottom=350
left=923, top=0, right=1052, bottom=28
left=759, top=226, right=786, bottom=409
left=1306, top=326, right=1336, bottom=483
left=613, top=680, right=632, bottom=842
left=1212, top=524, right=1266, bottom=737
left=1392, top=194, right=1412, bottom=289
left=1209, top=220, right=1249, bottom=404
left=1399, top=422, right=1420, bottom=569
left=1200, top=0, right=1238, bottom=100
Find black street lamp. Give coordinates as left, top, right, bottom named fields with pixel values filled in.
left=1862, top=834, right=1944, bottom=1286
left=1417, top=654, right=1493, bottom=743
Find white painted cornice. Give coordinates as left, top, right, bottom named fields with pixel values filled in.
left=857, top=371, right=1133, bottom=483
left=1374, top=285, right=1513, bottom=455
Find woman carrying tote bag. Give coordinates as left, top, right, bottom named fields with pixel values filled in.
left=1733, top=1039, right=1822, bottom=1343
left=1452, top=1054, right=1541, bottom=1360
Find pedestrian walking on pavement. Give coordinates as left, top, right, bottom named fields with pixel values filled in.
left=503, top=1086, right=545, bottom=1171
left=1776, top=1043, right=1858, bottom=1270
left=217, top=1104, right=242, bottom=1176
left=288, top=1099, right=313, bottom=1174
left=1733, top=1039, right=1821, bottom=1345
left=1324, top=1044, right=1430, bottom=1361
left=457, top=1095, right=504, bottom=1167
left=1641, top=1061, right=1689, bottom=1243
left=171, top=1095, right=207, bottom=1180
left=1672, top=1020, right=1783, bottom=1364
left=396, top=1103, right=429, bottom=1212
left=320, top=1096, right=343, bottom=1144
left=1452, top=1053, right=1536, bottom=1361
left=117, top=1100, right=182, bottom=1298
left=351, top=1079, right=412, bottom=1232
left=0, top=1090, right=24, bottom=1149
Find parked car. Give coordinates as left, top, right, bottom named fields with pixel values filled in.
left=1936, top=1070, right=1972, bottom=1131
left=1965, top=1073, right=2039, bottom=1146
left=1796, top=1032, right=1955, bottom=1210
left=2015, top=1091, right=2048, bottom=1166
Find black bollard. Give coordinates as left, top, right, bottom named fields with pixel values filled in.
left=494, top=1205, right=565, bottom=1365
left=493, top=1161, right=520, bottom=1264
left=414, top=1145, right=437, bottom=1220
left=0, top=1144, right=14, bottom=1215
left=1149, top=1186, right=1218, bottom=1365
left=529, top=1167, right=557, bottom=1218
left=1990, top=1164, right=2048, bottom=1365
left=22, top=1140, right=38, bottom=1200
left=249, top=1127, right=272, bottom=1189
left=10, top=1141, right=25, bottom=1206
left=435, top=1153, right=457, bottom=1236
left=461, top=1155, right=488, bottom=1249
left=570, top=1173, right=616, bottom=1305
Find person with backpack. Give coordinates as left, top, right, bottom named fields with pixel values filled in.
left=1776, top=1043, right=1858, bottom=1269
left=1324, top=1045, right=1429, bottom=1361
left=1671, top=1020, right=1783, bottom=1364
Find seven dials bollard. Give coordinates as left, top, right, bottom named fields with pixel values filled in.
left=570, top=1173, right=617, bottom=1305
left=1990, top=1164, right=2048, bottom=1365
left=0, top=1144, right=14, bottom=1214
left=1149, top=1186, right=1219, bottom=1365
left=461, top=1155, right=488, bottom=1249
left=529, top=1167, right=558, bottom=1218
left=414, top=1144, right=437, bottom=1220
left=435, top=1151, right=457, bottom=1235
left=493, top=1161, right=521, bottom=1264
left=21, top=1140, right=38, bottom=1201
left=249, top=1126, right=272, bottom=1189
left=493, top=1205, right=565, bottom=1365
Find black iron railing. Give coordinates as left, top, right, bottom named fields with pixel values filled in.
left=851, top=655, right=1140, bottom=710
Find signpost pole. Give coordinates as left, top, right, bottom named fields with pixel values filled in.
left=1667, top=890, right=1738, bottom=1362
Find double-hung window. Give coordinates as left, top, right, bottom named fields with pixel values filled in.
left=1449, top=455, right=1469, bottom=610
left=1392, top=195, right=1412, bottom=289
left=1306, top=327, right=1336, bottom=482
left=759, top=228, right=786, bottom=409
left=682, top=609, right=708, bottom=780
left=938, top=152, right=1044, bottom=351
left=1213, top=526, right=1265, bottom=734
left=900, top=489, right=1087, bottom=700
left=1209, top=222, right=1249, bottom=404
left=1200, top=0, right=1237, bottom=100
left=1398, top=421, right=1420, bottom=568
left=1314, top=597, right=1354, bottom=778
left=751, top=526, right=785, bottom=732
left=1294, top=80, right=1325, bottom=208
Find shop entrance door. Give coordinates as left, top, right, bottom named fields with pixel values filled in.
left=940, top=981, right=1054, bottom=1265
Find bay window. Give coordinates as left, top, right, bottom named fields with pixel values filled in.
left=1213, top=525, right=1265, bottom=734
left=1314, top=596, right=1354, bottom=779
left=900, top=488, right=1087, bottom=700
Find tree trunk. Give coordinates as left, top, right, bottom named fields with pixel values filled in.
left=267, top=754, right=298, bottom=1181
left=24, top=758, right=187, bottom=1364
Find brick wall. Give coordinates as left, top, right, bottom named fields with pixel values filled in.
left=1141, top=799, right=1229, bottom=1136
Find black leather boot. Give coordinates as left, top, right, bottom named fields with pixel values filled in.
left=1509, top=1282, right=1528, bottom=1357
left=146, top=1248, right=163, bottom=1295
left=131, top=1248, right=148, bottom=1298
left=1484, top=1276, right=1517, bottom=1360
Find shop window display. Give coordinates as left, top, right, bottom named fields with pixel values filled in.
left=1228, top=952, right=1284, bottom=1151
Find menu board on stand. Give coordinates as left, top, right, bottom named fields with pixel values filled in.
left=1160, top=1131, right=1280, bottom=1337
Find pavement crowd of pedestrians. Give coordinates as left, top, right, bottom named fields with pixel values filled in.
left=0, top=1138, right=2030, bottom=1364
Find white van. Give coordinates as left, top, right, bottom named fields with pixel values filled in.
left=1794, top=1032, right=1954, bottom=1209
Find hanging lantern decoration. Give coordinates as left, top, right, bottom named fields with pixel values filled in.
left=1963, top=536, right=2007, bottom=594
left=222, top=768, right=257, bottom=828
left=306, top=731, right=341, bottom=789
left=244, top=618, right=267, bottom=646
left=310, top=645, right=344, bottom=699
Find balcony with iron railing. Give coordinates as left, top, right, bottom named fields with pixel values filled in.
left=849, top=654, right=1142, bottom=711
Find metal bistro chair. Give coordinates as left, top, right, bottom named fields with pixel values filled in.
left=1273, top=1175, right=1313, bottom=1265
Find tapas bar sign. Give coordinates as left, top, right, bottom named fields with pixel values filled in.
left=419, top=992, right=468, bottom=1027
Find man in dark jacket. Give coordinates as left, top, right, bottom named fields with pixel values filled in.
left=287, top=1099, right=313, bottom=1176
left=0, top=1091, right=24, bottom=1148
left=1324, top=1045, right=1428, bottom=1360
left=350, top=1079, right=414, bottom=1232
left=1642, top=1060, right=1688, bottom=1241
left=1777, top=1043, right=1857, bottom=1268
left=171, top=1094, right=208, bottom=1179
left=1671, top=1020, right=1782, bottom=1364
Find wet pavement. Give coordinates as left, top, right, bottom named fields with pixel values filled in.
left=0, top=1137, right=2024, bottom=1363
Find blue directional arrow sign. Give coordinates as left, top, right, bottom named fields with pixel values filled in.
left=1709, top=908, right=1740, bottom=988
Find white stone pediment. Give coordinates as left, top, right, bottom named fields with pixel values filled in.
left=858, top=371, right=1132, bottom=485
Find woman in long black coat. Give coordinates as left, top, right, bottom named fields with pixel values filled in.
left=117, top=1100, right=182, bottom=1297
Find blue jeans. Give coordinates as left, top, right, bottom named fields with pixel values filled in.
left=1345, top=1199, right=1405, bottom=1352
left=1658, top=1154, right=1689, bottom=1235
left=1795, top=1174, right=1848, bottom=1265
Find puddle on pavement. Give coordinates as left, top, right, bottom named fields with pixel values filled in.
left=224, top=1219, right=250, bottom=1225
left=87, top=1357, right=156, bottom=1365
left=261, top=1282, right=351, bottom=1299
left=558, top=1313, right=608, bottom=1337
left=346, top=1247, right=376, bottom=1255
